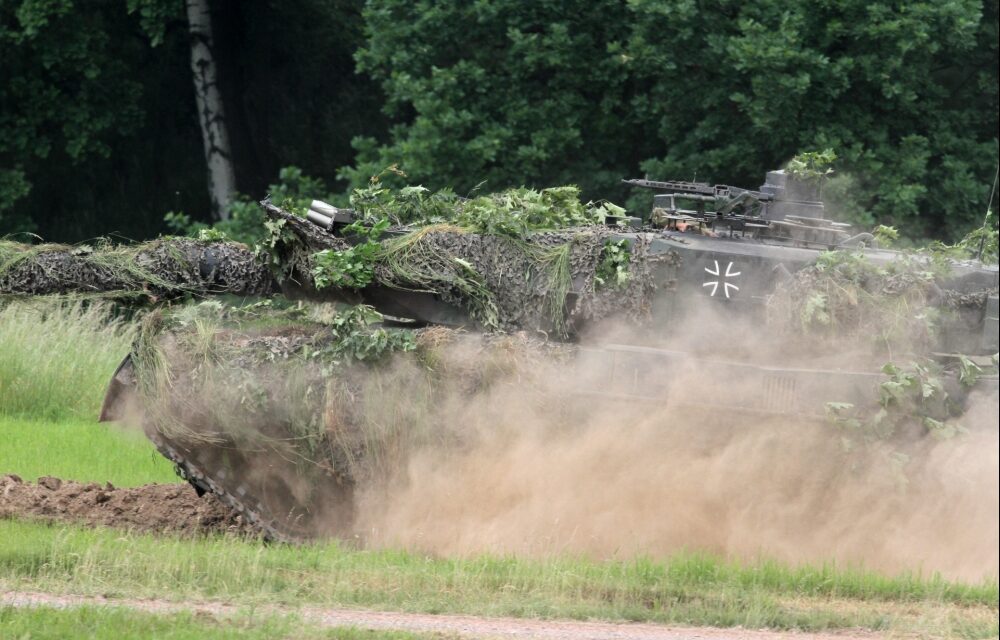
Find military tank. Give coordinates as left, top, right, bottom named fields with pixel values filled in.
left=8, top=168, right=995, bottom=541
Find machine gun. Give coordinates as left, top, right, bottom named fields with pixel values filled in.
left=623, top=177, right=773, bottom=231
left=624, top=171, right=854, bottom=248
left=622, top=177, right=773, bottom=204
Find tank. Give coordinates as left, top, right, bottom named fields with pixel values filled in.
left=28, top=169, right=998, bottom=540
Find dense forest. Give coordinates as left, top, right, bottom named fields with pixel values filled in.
left=2, top=0, right=998, bottom=243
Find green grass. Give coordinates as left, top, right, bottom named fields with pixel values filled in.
left=0, top=606, right=443, bottom=640
left=0, top=301, right=135, bottom=421
left=0, top=300, right=174, bottom=487
left=0, top=416, right=178, bottom=486
left=0, top=520, right=995, bottom=637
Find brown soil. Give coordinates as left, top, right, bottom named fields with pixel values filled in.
left=0, top=474, right=253, bottom=537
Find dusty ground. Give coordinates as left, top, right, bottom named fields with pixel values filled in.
left=1, top=591, right=878, bottom=640
left=0, top=474, right=252, bottom=536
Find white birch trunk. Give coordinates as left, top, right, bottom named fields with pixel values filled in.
left=187, top=0, right=236, bottom=220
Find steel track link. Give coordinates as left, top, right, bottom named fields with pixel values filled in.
left=145, top=432, right=305, bottom=543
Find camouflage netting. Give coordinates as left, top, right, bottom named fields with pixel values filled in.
left=267, top=206, right=658, bottom=336
left=132, top=301, right=574, bottom=536
left=0, top=238, right=274, bottom=300
left=3, top=205, right=660, bottom=337
left=372, top=227, right=656, bottom=333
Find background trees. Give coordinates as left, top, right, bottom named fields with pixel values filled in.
left=1, top=0, right=382, bottom=240
left=355, top=0, right=999, bottom=238
left=1, top=0, right=997, bottom=242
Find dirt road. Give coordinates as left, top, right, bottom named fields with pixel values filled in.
left=2, top=590, right=877, bottom=640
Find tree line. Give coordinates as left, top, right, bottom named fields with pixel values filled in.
left=2, top=0, right=997, bottom=243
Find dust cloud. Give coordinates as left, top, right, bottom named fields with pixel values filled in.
left=127, top=302, right=999, bottom=581
left=351, top=323, right=1000, bottom=582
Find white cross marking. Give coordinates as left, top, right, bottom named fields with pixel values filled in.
left=703, top=260, right=742, bottom=298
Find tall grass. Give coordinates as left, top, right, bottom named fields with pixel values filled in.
left=0, top=301, right=136, bottom=420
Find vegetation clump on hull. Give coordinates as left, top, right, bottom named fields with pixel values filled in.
left=767, top=248, right=997, bottom=357
left=1, top=184, right=659, bottom=337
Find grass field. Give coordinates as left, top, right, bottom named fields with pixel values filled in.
left=0, top=416, right=178, bottom=486
left=0, top=606, right=440, bottom=640
left=0, top=302, right=177, bottom=486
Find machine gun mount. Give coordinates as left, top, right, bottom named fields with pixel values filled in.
left=624, top=170, right=853, bottom=248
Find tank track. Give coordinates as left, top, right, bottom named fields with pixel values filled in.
left=102, top=355, right=311, bottom=542
left=144, top=431, right=305, bottom=543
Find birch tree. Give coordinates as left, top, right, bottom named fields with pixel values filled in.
left=186, top=0, right=237, bottom=220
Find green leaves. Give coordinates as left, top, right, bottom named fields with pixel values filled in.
left=872, top=225, right=899, bottom=247
left=350, top=174, right=459, bottom=226
left=800, top=293, right=830, bottom=328
left=826, top=357, right=984, bottom=455
left=256, top=218, right=295, bottom=279
left=786, top=149, right=837, bottom=183
left=347, top=0, right=637, bottom=201
left=957, top=355, right=983, bottom=388
left=455, top=186, right=604, bottom=237
left=956, top=207, right=998, bottom=265
left=347, top=180, right=616, bottom=239
left=877, top=361, right=950, bottom=416
left=595, top=239, right=632, bottom=290
left=313, top=305, right=416, bottom=365
left=165, top=166, right=334, bottom=247
left=312, top=243, right=380, bottom=291
left=312, top=217, right=389, bottom=291
left=124, top=0, right=181, bottom=47
left=774, top=245, right=974, bottom=355
left=0, top=168, right=33, bottom=232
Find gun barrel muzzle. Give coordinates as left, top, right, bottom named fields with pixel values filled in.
left=306, top=209, right=333, bottom=229
left=310, top=200, right=340, bottom=217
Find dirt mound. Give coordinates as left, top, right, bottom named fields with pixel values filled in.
left=0, top=474, right=252, bottom=537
